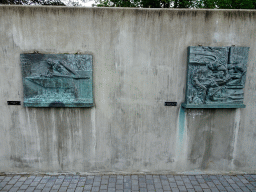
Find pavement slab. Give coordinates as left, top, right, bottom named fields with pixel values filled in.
left=0, top=174, right=255, bottom=191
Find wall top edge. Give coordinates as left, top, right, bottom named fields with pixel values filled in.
left=0, top=5, right=256, bottom=12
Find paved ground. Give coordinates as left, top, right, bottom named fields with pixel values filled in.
left=0, top=174, right=256, bottom=192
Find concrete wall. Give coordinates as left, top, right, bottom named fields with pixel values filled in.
left=0, top=6, right=256, bottom=174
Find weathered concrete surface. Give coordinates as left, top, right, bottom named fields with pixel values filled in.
left=0, top=6, right=256, bottom=174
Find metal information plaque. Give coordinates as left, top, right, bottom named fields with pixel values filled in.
left=21, top=54, right=93, bottom=107
left=7, top=101, right=21, bottom=105
left=182, top=46, right=249, bottom=108
left=165, top=102, right=177, bottom=106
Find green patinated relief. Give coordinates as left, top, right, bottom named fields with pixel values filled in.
left=21, top=54, right=93, bottom=107
left=182, top=46, right=249, bottom=108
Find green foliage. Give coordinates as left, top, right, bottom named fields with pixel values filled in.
left=173, top=0, right=194, bottom=8
left=195, top=0, right=216, bottom=8
left=194, top=0, right=256, bottom=9
left=97, top=0, right=140, bottom=7
left=1, top=0, right=255, bottom=9
left=141, top=0, right=169, bottom=8
left=97, top=0, right=256, bottom=8
left=216, top=0, right=256, bottom=9
left=0, top=0, right=65, bottom=5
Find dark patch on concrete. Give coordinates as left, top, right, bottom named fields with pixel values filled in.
left=56, top=112, right=68, bottom=170
left=33, top=108, right=93, bottom=171
left=200, top=128, right=213, bottom=169
left=187, top=109, right=213, bottom=168
left=167, top=157, right=175, bottom=163
left=10, top=156, right=31, bottom=168
left=125, top=161, right=131, bottom=167
left=223, top=10, right=256, bottom=20
left=10, top=156, right=24, bottom=163
left=144, top=162, right=150, bottom=167
left=55, top=109, right=70, bottom=170
left=191, top=11, right=197, bottom=17
left=204, top=10, right=213, bottom=22
left=233, top=159, right=242, bottom=167
left=177, top=10, right=186, bottom=17
left=152, top=66, right=158, bottom=76
left=233, top=151, right=247, bottom=168
left=9, top=110, right=33, bottom=169
left=109, top=131, right=137, bottom=168
left=33, top=108, right=60, bottom=169
left=187, top=109, right=239, bottom=170
left=93, top=8, right=105, bottom=17
left=2, top=6, right=256, bottom=20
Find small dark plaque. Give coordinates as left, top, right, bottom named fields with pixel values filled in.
left=7, top=101, right=21, bottom=105
left=165, top=102, right=177, bottom=106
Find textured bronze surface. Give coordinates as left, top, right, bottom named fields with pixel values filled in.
left=182, top=46, right=249, bottom=108
left=21, top=54, right=93, bottom=107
